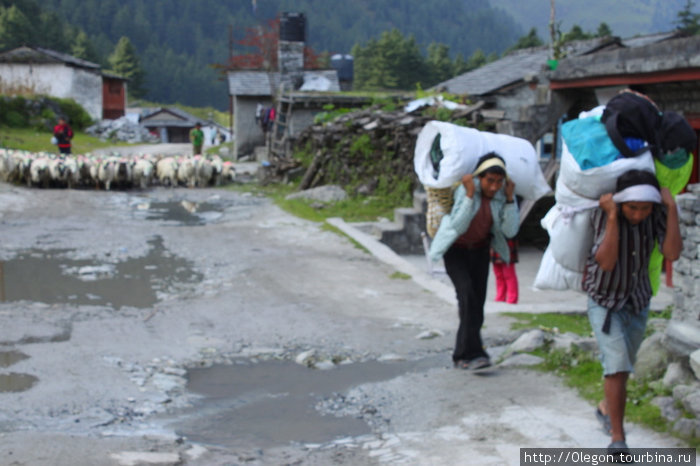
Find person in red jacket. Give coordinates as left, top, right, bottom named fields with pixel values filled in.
left=53, top=117, right=74, bottom=155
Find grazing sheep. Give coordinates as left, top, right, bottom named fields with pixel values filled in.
left=177, top=156, right=196, bottom=188
left=132, top=158, right=154, bottom=189
left=156, top=156, right=178, bottom=187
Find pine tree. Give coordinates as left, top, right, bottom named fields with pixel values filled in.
left=108, top=36, right=146, bottom=98
left=71, top=31, right=101, bottom=64
left=596, top=22, right=613, bottom=38
left=505, top=27, right=544, bottom=54
left=0, top=5, right=34, bottom=50
left=675, top=0, right=700, bottom=35
left=426, top=42, right=453, bottom=87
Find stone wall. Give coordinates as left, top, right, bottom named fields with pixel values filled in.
left=668, top=183, right=700, bottom=359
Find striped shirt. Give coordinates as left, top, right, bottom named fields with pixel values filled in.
left=583, top=205, right=667, bottom=314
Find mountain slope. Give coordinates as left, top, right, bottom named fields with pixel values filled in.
left=39, top=0, right=524, bottom=109
left=491, top=0, right=688, bottom=40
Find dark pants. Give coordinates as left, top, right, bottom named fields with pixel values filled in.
left=58, top=146, right=71, bottom=155
left=443, top=245, right=490, bottom=363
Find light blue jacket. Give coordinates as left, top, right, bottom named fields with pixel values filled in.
left=429, top=178, right=520, bottom=263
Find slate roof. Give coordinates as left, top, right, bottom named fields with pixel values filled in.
left=432, top=37, right=620, bottom=96
left=140, top=107, right=205, bottom=128
left=0, top=45, right=100, bottom=70
left=227, top=69, right=340, bottom=96
left=551, top=34, right=700, bottom=82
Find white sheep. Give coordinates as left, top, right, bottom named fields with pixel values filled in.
left=221, top=161, right=237, bottom=184
left=177, top=156, right=196, bottom=188
left=132, top=157, right=154, bottom=189
left=209, top=154, right=224, bottom=186
left=194, top=155, right=213, bottom=187
left=63, top=157, right=81, bottom=189
left=29, top=157, right=51, bottom=188
left=48, top=157, right=69, bottom=187
left=156, top=156, right=178, bottom=187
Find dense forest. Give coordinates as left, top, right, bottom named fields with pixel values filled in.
left=2, top=0, right=525, bottom=109
left=1, top=0, right=698, bottom=111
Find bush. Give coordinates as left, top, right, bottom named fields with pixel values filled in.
left=54, top=98, right=93, bottom=130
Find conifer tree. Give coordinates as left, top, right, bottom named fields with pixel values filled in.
left=71, top=31, right=100, bottom=64
left=675, top=0, right=700, bottom=35
left=108, top=36, right=145, bottom=98
left=0, top=5, right=34, bottom=50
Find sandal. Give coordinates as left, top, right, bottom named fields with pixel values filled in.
left=454, top=360, right=470, bottom=370
left=596, top=407, right=612, bottom=435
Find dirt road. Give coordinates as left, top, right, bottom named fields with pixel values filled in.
left=0, top=179, right=686, bottom=465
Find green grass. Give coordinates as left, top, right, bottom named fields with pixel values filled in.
left=503, top=311, right=592, bottom=336
left=389, top=271, right=411, bottom=280
left=511, top=311, right=697, bottom=449
left=227, top=180, right=402, bottom=223
left=0, top=126, right=132, bottom=154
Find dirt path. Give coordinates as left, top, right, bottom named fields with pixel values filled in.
left=0, top=183, right=686, bottom=465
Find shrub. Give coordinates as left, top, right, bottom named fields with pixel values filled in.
left=54, top=98, right=93, bottom=130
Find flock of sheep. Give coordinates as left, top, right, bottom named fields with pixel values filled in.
left=0, top=149, right=237, bottom=190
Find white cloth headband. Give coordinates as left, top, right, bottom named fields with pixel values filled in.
left=473, top=158, right=506, bottom=176
left=612, top=184, right=661, bottom=204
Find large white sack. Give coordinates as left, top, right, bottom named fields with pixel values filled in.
left=540, top=203, right=595, bottom=273
left=559, top=140, right=656, bottom=199
left=533, top=246, right=585, bottom=293
left=414, top=120, right=551, bottom=200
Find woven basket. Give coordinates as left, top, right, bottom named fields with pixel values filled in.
left=425, top=185, right=455, bottom=238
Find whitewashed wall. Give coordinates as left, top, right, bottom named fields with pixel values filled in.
left=0, top=63, right=102, bottom=121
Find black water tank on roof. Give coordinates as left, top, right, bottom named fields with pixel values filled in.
left=330, top=54, right=354, bottom=81
left=280, top=12, right=306, bottom=42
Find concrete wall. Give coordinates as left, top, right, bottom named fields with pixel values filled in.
left=0, top=64, right=102, bottom=121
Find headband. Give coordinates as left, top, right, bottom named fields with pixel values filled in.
left=612, top=184, right=662, bottom=204
left=473, top=157, right=506, bottom=176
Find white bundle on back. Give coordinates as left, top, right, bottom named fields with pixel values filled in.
left=413, top=121, right=551, bottom=200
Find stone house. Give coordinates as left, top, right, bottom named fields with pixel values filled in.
left=0, top=45, right=127, bottom=122
left=138, top=107, right=206, bottom=144
left=549, top=33, right=700, bottom=186
left=227, top=12, right=348, bottom=160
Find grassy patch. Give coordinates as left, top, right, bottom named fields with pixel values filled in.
left=0, top=126, right=133, bottom=154
left=503, top=311, right=592, bottom=336
left=512, top=311, right=697, bottom=448
left=228, top=179, right=401, bottom=223
left=389, top=271, right=411, bottom=280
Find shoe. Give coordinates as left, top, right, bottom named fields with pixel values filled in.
left=607, top=440, right=632, bottom=462
left=468, top=356, right=491, bottom=371
left=595, top=408, right=612, bottom=435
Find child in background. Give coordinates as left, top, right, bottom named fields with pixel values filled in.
left=491, top=237, right=519, bottom=304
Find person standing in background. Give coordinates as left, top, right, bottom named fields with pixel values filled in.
left=53, top=117, right=73, bottom=155
left=190, top=122, right=204, bottom=155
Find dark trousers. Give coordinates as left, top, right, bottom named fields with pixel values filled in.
left=443, top=245, right=490, bottom=363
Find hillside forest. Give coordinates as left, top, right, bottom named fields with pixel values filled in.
left=1, top=0, right=699, bottom=111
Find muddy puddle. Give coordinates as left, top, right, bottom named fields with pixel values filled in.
left=137, top=200, right=223, bottom=226
left=0, top=350, right=29, bottom=368
left=0, top=372, right=38, bottom=393
left=0, top=236, right=201, bottom=308
left=169, top=359, right=417, bottom=448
